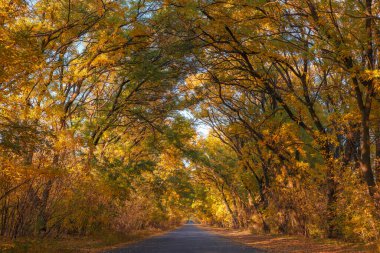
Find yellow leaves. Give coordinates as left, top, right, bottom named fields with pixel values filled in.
left=340, top=112, right=360, bottom=125
left=361, top=70, right=380, bottom=81
left=157, top=153, right=181, bottom=178
left=95, top=2, right=106, bottom=16
left=91, top=53, right=114, bottom=66
left=261, top=123, right=304, bottom=157
left=53, top=129, right=78, bottom=152
left=375, top=79, right=380, bottom=94
left=185, top=74, right=206, bottom=89
left=295, top=161, right=309, bottom=171
left=0, top=2, right=42, bottom=83
left=312, top=130, right=339, bottom=151
left=274, top=166, right=287, bottom=183
left=0, top=159, right=22, bottom=180
left=336, top=169, right=380, bottom=241
left=262, top=129, right=270, bottom=136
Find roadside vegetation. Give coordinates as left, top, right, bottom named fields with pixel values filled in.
left=1, top=228, right=172, bottom=253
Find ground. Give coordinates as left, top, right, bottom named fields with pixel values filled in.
left=1, top=225, right=378, bottom=253
left=0, top=229, right=168, bottom=253
left=202, top=226, right=378, bottom=253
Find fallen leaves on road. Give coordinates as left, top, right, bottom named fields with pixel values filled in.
left=201, top=226, right=378, bottom=253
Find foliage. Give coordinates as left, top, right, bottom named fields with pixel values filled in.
left=0, top=0, right=379, bottom=246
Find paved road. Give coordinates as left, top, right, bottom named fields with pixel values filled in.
left=105, top=224, right=261, bottom=253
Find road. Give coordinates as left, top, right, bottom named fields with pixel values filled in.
left=105, top=224, right=261, bottom=253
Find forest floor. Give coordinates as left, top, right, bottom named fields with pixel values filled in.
left=202, top=225, right=379, bottom=253
left=0, top=228, right=172, bottom=253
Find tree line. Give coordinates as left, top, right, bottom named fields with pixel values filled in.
left=0, top=0, right=379, bottom=244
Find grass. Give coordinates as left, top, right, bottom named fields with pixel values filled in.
left=0, top=228, right=170, bottom=253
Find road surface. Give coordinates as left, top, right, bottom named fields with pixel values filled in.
left=105, top=224, right=261, bottom=253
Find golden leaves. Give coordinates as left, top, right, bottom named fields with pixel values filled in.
left=361, top=70, right=380, bottom=81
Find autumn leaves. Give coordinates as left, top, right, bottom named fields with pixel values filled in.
left=0, top=0, right=379, bottom=244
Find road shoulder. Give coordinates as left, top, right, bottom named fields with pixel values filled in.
left=0, top=227, right=177, bottom=253
left=199, top=225, right=377, bottom=253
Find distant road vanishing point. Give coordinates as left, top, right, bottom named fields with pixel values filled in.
left=105, top=224, right=261, bottom=253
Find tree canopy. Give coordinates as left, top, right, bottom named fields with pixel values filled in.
left=0, top=0, right=379, bottom=244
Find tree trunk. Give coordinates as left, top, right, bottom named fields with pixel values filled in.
left=220, top=186, right=239, bottom=228
left=359, top=110, right=376, bottom=197
left=37, top=153, right=58, bottom=235
left=324, top=146, right=340, bottom=238
left=375, top=125, right=380, bottom=184
left=37, top=179, right=53, bottom=235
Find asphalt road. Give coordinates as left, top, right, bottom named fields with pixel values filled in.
left=105, top=224, right=261, bottom=253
